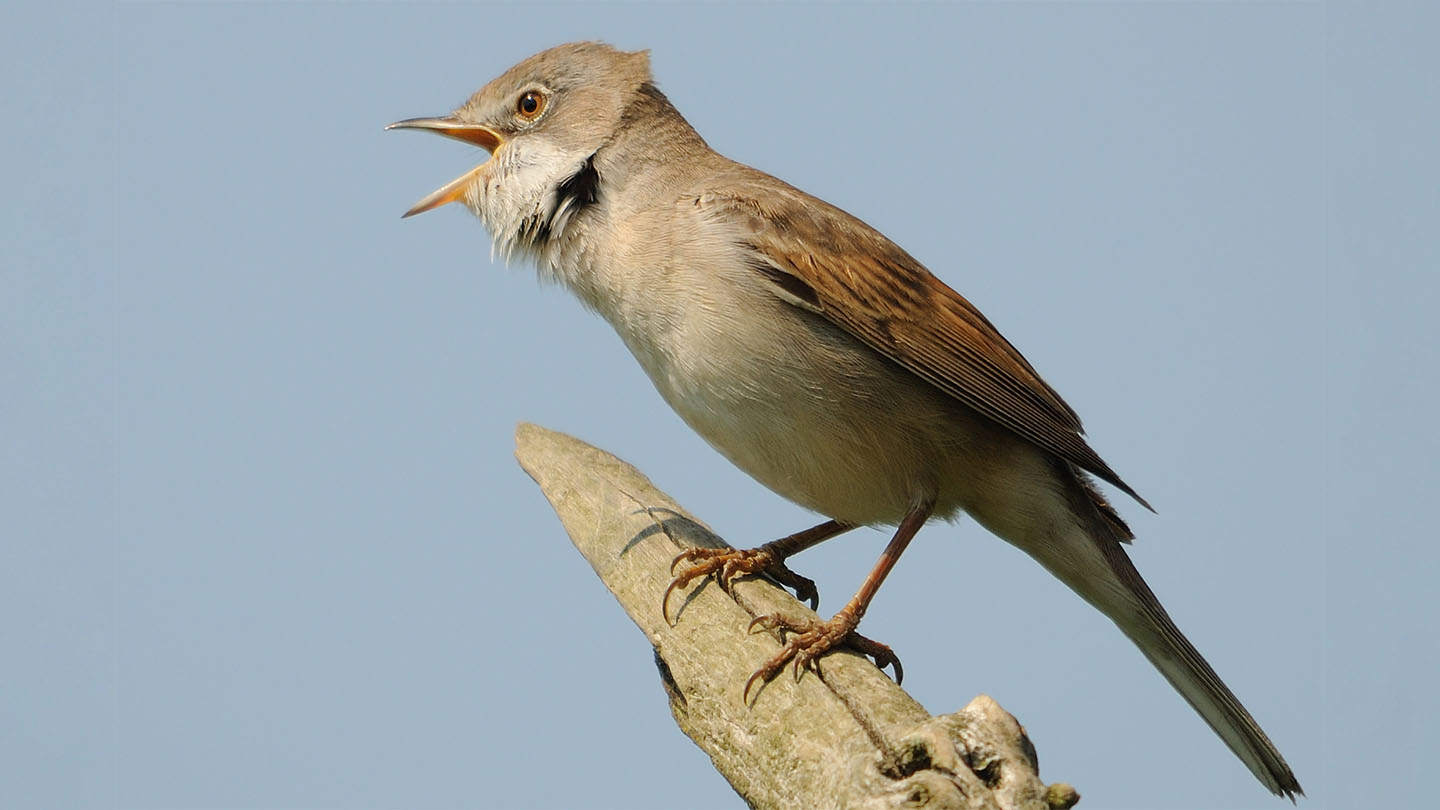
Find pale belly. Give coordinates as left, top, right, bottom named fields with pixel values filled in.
left=609, top=283, right=1011, bottom=527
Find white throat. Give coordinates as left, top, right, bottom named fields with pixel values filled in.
left=463, top=139, right=595, bottom=266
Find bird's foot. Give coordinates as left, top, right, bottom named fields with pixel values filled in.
left=663, top=547, right=819, bottom=623
left=742, top=610, right=902, bottom=702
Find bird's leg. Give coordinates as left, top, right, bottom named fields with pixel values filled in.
left=664, top=519, right=853, bottom=622
left=743, top=499, right=934, bottom=701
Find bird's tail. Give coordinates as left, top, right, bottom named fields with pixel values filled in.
left=1051, top=516, right=1304, bottom=800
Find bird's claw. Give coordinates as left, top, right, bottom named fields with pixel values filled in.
left=741, top=612, right=903, bottom=702
left=663, top=547, right=820, bottom=625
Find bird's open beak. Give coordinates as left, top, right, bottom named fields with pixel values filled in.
left=387, top=117, right=506, bottom=218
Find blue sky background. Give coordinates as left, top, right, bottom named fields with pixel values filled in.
left=5, top=1, right=1436, bottom=808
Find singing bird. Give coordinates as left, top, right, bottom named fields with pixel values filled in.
left=389, top=42, right=1301, bottom=799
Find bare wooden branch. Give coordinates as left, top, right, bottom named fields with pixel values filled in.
left=514, top=422, right=1080, bottom=810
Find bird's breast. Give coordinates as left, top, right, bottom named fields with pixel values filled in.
left=588, top=251, right=979, bottom=525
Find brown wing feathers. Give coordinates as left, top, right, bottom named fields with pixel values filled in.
left=705, top=183, right=1152, bottom=512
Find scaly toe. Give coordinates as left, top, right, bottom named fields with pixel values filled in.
left=665, top=546, right=820, bottom=619
left=841, top=630, right=903, bottom=683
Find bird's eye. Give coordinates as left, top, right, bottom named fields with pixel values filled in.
left=516, top=90, right=546, bottom=121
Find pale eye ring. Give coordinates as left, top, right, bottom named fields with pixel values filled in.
left=516, top=90, right=546, bottom=120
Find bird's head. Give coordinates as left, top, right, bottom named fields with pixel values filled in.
left=389, top=42, right=651, bottom=254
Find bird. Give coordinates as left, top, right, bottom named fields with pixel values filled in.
left=388, top=41, right=1302, bottom=799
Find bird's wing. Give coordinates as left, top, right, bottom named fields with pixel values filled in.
left=693, top=174, right=1150, bottom=511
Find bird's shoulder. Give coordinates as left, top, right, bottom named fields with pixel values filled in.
left=682, top=161, right=1149, bottom=511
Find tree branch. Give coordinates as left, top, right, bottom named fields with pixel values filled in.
left=514, top=422, right=1080, bottom=810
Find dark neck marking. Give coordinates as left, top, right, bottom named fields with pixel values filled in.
left=523, top=152, right=600, bottom=247
left=555, top=152, right=600, bottom=214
